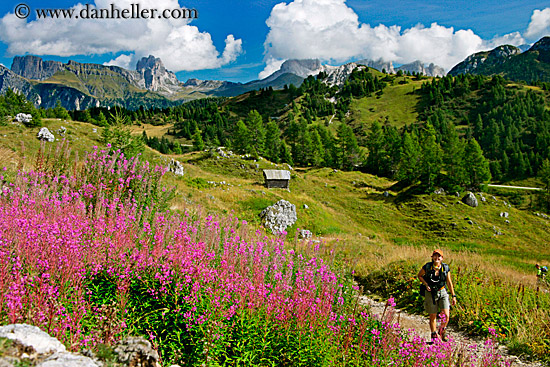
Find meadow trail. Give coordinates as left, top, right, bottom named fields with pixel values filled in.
left=360, top=296, right=544, bottom=367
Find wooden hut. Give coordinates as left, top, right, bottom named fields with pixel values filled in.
left=263, top=170, right=291, bottom=189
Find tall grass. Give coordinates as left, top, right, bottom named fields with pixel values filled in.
left=0, top=143, right=512, bottom=366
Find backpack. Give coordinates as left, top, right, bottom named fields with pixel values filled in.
left=542, top=266, right=548, bottom=274
left=420, top=262, right=450, bottom=296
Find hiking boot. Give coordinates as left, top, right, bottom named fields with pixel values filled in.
left=439, top=328, right=448, bottom=342
left=431, top=331, right=439, bottom=341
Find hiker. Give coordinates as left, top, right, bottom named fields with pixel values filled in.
left=417, top=249, right=457, bottom=342
left=536, top=264, right=548, bottom=283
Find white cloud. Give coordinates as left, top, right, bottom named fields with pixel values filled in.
left=258, top=57, right=285, bottom=79
left=525, top=8, right=550, bottom=40
left=261, top=0, right=533, bottom=76
left=0, top=0, right=242, bottom=72
left=104, top=54, right=134, bottom=69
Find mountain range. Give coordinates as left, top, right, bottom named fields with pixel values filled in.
left=448, top=36, right=550, bottom=82
left=8, top=34, right=550, bottom=111
left=0, top=52, right=449, bottom=110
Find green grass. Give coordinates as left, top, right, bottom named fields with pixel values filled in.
left=349, top=76, right=425, bottom=128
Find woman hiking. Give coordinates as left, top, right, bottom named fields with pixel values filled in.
left=417, top=249, right=457, bottom=342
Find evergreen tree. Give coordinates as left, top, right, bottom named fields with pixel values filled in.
left=264, top=120, right=281, bottom=163
left=337, top=123, right=362, bottom=170
left=192, top=128, right=205, bottom=151
left=419, top=123, right=443, bottom=190
left=246, top=110, right=266, bottom=155
left=396, top=132, right=421, bottom=184
left=463, top=138, right=492, bottom=189
left=234, top=120, right=251, bottom=154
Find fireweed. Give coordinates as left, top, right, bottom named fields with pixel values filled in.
left=0, top=149, right=511, bottom=366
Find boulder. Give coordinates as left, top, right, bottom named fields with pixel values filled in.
left=15, top=113, right=32, bottom=124
left=259, top=200, right=297, bottom=234
left=0, top=324, right=99, bottom=367
left=114, top=336, right=160, bottom=367
left=37, top=128, right=55, bottom=142
left=168, top=159, right=184, bottom=176
left=462, top=192, right=478, bottom=207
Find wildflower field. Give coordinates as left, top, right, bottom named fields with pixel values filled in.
left=0, top=145, right=515, bottom=366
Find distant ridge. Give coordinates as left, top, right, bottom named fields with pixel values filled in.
left=448, top=36, right=550, bottom=82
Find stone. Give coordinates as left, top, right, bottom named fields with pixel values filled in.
left=303, top=204, right=309, bottom=209
left=468, top=220, right=474, bottom=225
left=114, top=336, right=160, bottom=367
left=15, top=113, right=32, bottom=124
left=259, top=200, right=297, bottom=234
left=462, top=192, right=478, bottom=207
left=37, top=128, right=55, bottom=142
left=455, top=192, right=460, bottom=197
left=0, top=324, right=100, bottom=367
left=433, top=188, right=445, bottom=195
left=500, top=212, right=509, bottom=218
left=383, top=191, right=389, bottom=197
left=0, top=324, right=66, bottom=355
left=299, top=229, right=312, bottom=239
left=168, top=159, right=184, bottom=176
left=38, top=352, right=99, bottom=367
left=57, top=126, right=66, bottom=135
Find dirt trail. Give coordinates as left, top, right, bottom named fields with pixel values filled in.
left=360, top=296, right=543, bottom=367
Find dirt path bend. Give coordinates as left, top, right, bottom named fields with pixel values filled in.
left=360, top=296, right=543, bottom=367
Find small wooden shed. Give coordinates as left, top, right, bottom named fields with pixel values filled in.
left=263, top=169, right=291, bottom=189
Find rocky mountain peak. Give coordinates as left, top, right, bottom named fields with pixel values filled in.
left=489, top=45, right=521, bottom=59
left=136, top=55, right=165, bottom=71
left=134, top=55, right=181, bottom=94
left=11, top=55, right=64, bottom=81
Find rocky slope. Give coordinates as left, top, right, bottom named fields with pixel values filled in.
left=448, top=36, right=550, bottom=82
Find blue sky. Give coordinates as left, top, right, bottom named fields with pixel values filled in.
left=0, top=0, right=549, bottom=83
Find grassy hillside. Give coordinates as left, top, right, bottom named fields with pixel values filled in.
left=3, top=118, right=549, bottom=276
left=348, top=76, right=424, bottom=128
left=2, top=117, right=550, bottom=362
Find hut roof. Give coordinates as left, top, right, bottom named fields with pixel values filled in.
left=263, top=170, right=291, bottom=180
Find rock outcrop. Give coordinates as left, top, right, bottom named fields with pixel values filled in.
left=396, top=61, right=445, bottom=77
left=462, top=192, right=478, bottom=208
left=11, top=56, right=65, bottom=81
left=259, top=200, right=297, bottom=234
left=37, top=127, right=55, bottom=142
left=135, top=55, right=182, bottom=95
left=0, top=324, right=99, bottom=367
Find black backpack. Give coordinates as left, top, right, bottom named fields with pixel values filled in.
left=420, top=262, right=449, bottom=296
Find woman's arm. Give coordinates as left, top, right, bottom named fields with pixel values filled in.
left=418, top=267, right=431, bottom=291
left=447, top=271, right=457, bottom=306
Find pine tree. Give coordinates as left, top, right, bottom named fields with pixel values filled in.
left=192, top=128, right=205, bottom=151
left=419, top=123, right=443, bottom=190
left=463, top=138, right=491, bottom=189
left=234, top=120, right=251, bottom=154
left=246, top=110, right=266, bottom=156
left=264, top=120, right=281, bottom=163
left=396, top=132, right=421, bottom=184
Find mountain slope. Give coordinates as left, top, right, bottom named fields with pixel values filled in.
left=448, top=36, right=550, bottom=82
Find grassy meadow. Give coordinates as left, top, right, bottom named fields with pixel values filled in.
left=1, top=116, right=549, bottom=365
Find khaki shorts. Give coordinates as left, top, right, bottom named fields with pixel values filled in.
left=424, top=288, right=450, bottom=314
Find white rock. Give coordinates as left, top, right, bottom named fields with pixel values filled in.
left=37, top=128, right=55, bottom=142
left=0, top=324, right=66, bottom=355
left=15, top=113, right=32, bottom=124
